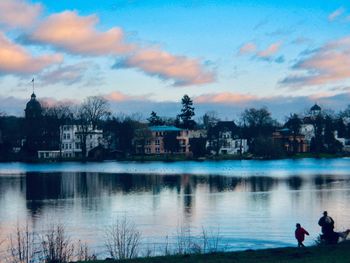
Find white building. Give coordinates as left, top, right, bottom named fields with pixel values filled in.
left=207, top=121, right=248, bottom=155
left=214, top=131, right=248, bottom=155
left=60, top=124, right=103, bottom=158
left=299, top=124, right=315, bottom=143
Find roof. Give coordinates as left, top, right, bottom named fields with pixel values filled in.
left=149, top=126, right=182, bottom=132
left=310, top=104, right=321, bottom=111
left=25, top=93, right=42, bottom=114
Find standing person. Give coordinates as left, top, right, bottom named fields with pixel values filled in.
left=318, top=211, right=335, bottom=243
left=295, top=223, right=310, bottom=247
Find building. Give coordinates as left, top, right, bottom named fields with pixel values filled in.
left=37, top=124, right=104, bottom=159
left=310, top=103, right=321, bottom=117
left=272, top=128, right=308, bottom=153
left=24, top=92, right=43, bottom=154
left=207, top=121, right=248, bottom=155
left=60, top=124, right=103, bottom=158
left=299, top=104, right=322, bottom=143
left=134, top=125, right=191, bottom=155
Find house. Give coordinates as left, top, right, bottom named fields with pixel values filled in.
left=207, top=121, right=248, bottom=155
left=134, top=125, right=191, bottom=155
left=38, top=124, right=104, bottom=159
left=60, top=124, right=104, bottom=158
left=299, top=104, right=322, bottom=143
left=272, top=128, right=308, bottom=153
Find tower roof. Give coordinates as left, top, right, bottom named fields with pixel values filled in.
left=25, top=92, right=42, bottom=117
left=310, top=104, right=321, bottom=111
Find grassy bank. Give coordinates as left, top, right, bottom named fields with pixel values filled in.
left=80, top=241, right=350, bottom=263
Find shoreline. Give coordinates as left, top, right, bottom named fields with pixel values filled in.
left=77, top=241, right=350, bottom=263
left=1, top=152, right=349, bottom=164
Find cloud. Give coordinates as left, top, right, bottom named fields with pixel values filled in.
left=257, top=42, right=282, bottom=58
left=0, top=32, right=63, bottom=75
left=238, top=42, right=257, bottom=55
left=0, top=0, right=42, bottom=29
left=280, top=36, right=350, bottom=87
left=26, top=11, right=134, bottom=56
left=104, top=91, right=152, bottom=102
left=23, top=10, right=215, bottom=87
left=238, top=41, right=283, bottom=63
left=328, top=7, right=345, bottom=22
left=195, top=92, right=257, bottom=104
left=114, top=48, right=215, bottom=86
left=40, top=63, right=90, bottom=86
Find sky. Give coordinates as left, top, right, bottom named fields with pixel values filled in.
left=1, top=0, right=350, bottom=120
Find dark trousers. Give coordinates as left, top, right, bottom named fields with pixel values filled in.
left=297, top=240, right=305, bottom=247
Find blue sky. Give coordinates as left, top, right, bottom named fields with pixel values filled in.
left=0, top=0, right=350, bottom=119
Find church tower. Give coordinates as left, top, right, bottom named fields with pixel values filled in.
left=25, top=92, right=42, bottom=119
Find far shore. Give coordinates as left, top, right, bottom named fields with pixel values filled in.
left=1, top=152, right=350, bottom=163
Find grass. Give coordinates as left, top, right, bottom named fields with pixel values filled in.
left=77, top=241, right=350, bottom=263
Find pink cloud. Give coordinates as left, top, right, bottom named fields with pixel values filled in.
left=195, top=92, right=257, bottom=104
left=0, top=0, right=42, bottom=29
left=281, top=36, right=350, bottom=87
left=104, top=91, right=151, bottom=102
left=0, top=32, right=63, bottom=75
left=238, top=42, right=257, bottom=55
left=115, top=48, right=215, bottom=86
left=257, top=42, right=282, bottom=58
left=328, top=7, right=345, bottom=22
left=28, top=11, right=134, bottom=56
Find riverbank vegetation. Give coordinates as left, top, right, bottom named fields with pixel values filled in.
left=81, top=241, right=350, bottom=263
left=2, top=217, right=349, bottom=263
left=1, top=94, right=350, bottom=162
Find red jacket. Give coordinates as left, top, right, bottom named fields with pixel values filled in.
left=295, top=227, right=309, bottom=241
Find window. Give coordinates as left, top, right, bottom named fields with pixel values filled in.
left=75, top=143, right=80, bottom=149
left=67, top=133, right=70, bottom=139
left=69, top=144, right=72, bottom=149
left=156, top=147, right=160, bottom=153
left=146, top=148, right=151, bottom=153
left=63, top=134, right=66, bottom=140
left=146, top=140, right=151, bottom=145
left=155, top=139, right=160, bottom=145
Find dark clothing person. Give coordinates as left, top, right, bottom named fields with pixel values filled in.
left=318, top=211, right=336, bottom=244
left=295, top=223, right=309, bottom=247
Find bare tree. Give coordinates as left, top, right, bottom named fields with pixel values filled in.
left=76, top=240, right=95, bottom=261
left=75, top=96, right=110, bottom=158
left=7, top=224, right=36, bottom=263
left=104, top=217, right=141, bottom=260
left=80, top=96, right=110, bottom=129
left=40, top=224, right=74, bottom=263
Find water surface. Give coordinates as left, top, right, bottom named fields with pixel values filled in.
left=0, top=159, right=350, bottom=258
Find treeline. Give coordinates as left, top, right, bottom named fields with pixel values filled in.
left=1, top=94, right=350, bottom=161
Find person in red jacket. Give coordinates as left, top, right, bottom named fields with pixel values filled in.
left=295, top=223, right=309, bottom=247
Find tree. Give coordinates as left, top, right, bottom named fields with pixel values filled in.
left=42, top=103, right=73, bottom=151
left=133, top=128, right=152, bottom=156
left=147, top=111, right=164, bottom=126
left=190, top=137, right=207, bottom=157
left=80, top=96, right=111, bottom=129
left=241, top=107, right=276, bottom=142
left=75, top=96, right=111, bottom=159
left=251, top=136, right=285, bottom=158
left=178, top=95, right=196, bottom=129
left=203, top=111, right=219, bottom=129
left=163, top=131, right=179, bottom=154
left=285, top=114, right=302, bottom=154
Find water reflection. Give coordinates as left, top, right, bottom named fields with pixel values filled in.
left=22, top=173, right=308, bottom=201
left=0, top=170, right=350, bottom=255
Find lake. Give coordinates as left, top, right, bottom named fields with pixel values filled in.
left=1, top=158, right=350, bottom=258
